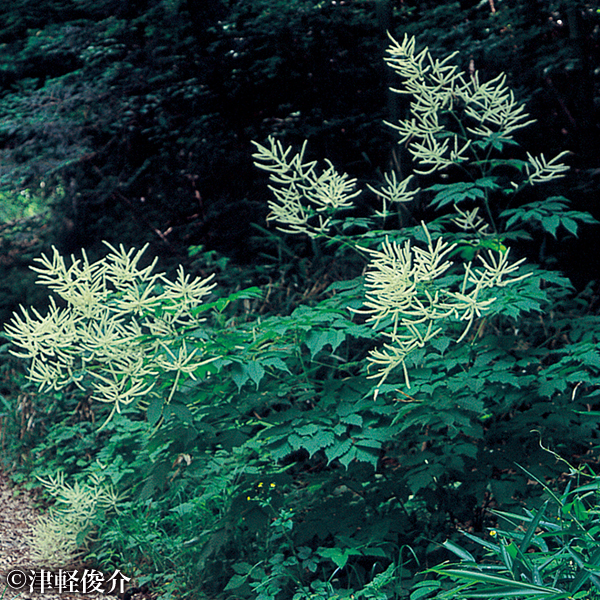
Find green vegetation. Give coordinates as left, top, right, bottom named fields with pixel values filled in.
left=416, top=462, right=600, bottom=599
left=0, top=26, right=599, bottom=600
left=0, top=1, right=598, bottom=599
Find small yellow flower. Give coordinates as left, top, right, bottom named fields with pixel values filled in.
left=490, top=530, right=497, bottom=537
left=270, top=483, right=276, bottom=488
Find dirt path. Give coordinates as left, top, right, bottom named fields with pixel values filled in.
left=0, top=470, right=123, bottom=600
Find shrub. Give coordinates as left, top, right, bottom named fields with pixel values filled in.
left=3, top=33, right=599, bottom=600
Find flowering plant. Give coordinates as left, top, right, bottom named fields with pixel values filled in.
left=4, top=242, right=218, bottom=427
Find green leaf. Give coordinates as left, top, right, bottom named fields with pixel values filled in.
left=519, top=501, right=548, bottom=555
left=461, top=531, right=500, bottom=553
left=410, top=581, right=442, bottom=600
left=407, top=467, right=440, bottom=494
left=431, top=336, right=451, bottom=355
left=504, top=159, right=530, bottom=172
left=339, top=413, right=363, bottom=427
left=287, top=434, right=304, bottom=450
left=562, top=216, right=578, bottom=236
left=324, top=438, right=353, bottom=463
left=338, top=446, right=358, bottom=468
left=443, top=539, right=476, bottom=562
left=353, top=446, right=379, bottom=467
left=541, top=214, right=560, bottom=238
left=232, top=562, right=254, bottom=575
left=224, top=574, right=248, bottom=591
left=538, top=378, right=567, bottom=397
left=353, top=437, right=382, bottom=449
left=246, top=361, right=265, bottom=388
left=147, top=395, right=164, bottom=427
left=428, top=182, right=485, bottom=209
left=333, top=423, right=347, bottom=435
left=261, top=356, right=292, bottom=374
left=317, top=547, right=351, bottom=569
left=500, top=197, right=597, bottom=239
left=302, top=429, right=335, bottom=457
left=296, top=423, right=319, bottom=436
left=432, top=568, right=563, bottom=592
left=269, top=440, right=293, bottom=461
left=0, top=393, right=12, bottom=412
left=231, top=362, right=249, bottom=391
left=165, top=402, right=193, bottom=423
left=305, top=328, right=345, bottom=359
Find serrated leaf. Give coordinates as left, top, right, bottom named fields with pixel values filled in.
left=166, top=402, right=193, bottom=423
left=261, top=356, right=292, bottom=374
left=224, top=574, right=247, bottom=591
left=455, top=396, right=485, bottom=412
left=504, top=159, right=530, bottom=172
left=353, top=446, right=379, bottom=467
left=325, top=438, right=353, bottom=463
left=326, top=278, right=363, bottom=292
left=305, top=329, right=345, bottom=359
left=541, top=214, right=560, bottom=238
left=485, top=371, right=522, bottom=387
left=408, top=469, right=434, bottom=494
left=333, top=423, right=347, bottom=435
left=474, top=176, right=500, bottom=190
left=338, top=446, right=357, bottom=468
left=580, top=349, right=600, bottom=368
left=353, top=437, right=382, bottom=449
left=268, top=440, right=292, bottom=461
left=287, top=434, right=304, bottom=450
left=296, top=424, right=319, bottom=436
left=538, top=378, right=566, bottom=397
left=245, top=361, right=265, bottom=388
left=428, top=182, right=485, bottom=209
left=431, top=336, right=451, bottom=355
left=339, top=413, right=363, bottom=427
left=231, top=362, right=249, bottom=391
left=562, top=216, right=578, bottom=236
left=303, top=429, right=335, bottom=457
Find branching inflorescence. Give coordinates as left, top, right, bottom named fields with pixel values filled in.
left=356, top=224, right=529, bottom=389
left=253, top=34, right=578, bottom=394
left=29, top=470, right=122, bottom=566
left=5, top=242, right=218, bottom=427
left=252, top=136, right=362, bottom=238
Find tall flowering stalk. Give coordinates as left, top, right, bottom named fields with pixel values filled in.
left=252, top=35, right=588, bottom=396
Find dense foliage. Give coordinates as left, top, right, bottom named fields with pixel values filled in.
left=2, top=24, right=600, bottom=599
left=0, top=1, right=599, bottom=600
